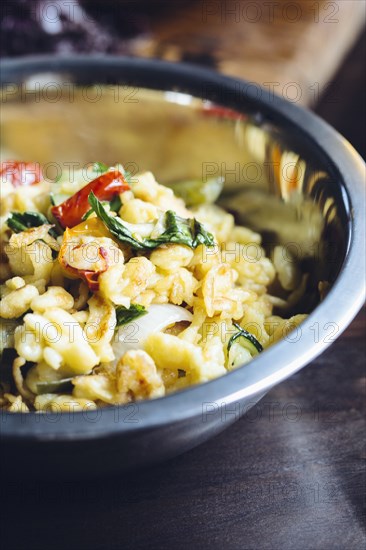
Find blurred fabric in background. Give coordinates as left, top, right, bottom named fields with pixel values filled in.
left=1, top=0, right=365, bottom=156
left=0, top=0, right=193, bottom=55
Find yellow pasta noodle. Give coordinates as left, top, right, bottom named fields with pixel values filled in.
left=0, top=163, right=307, bottom=411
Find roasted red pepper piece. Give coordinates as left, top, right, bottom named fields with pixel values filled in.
left=81, top=247, right=109, bottom=291
left=202, top=104, right=246, bottom=121
left=59, top=221, right=112, bottom=291
left=80, top=246, right=109, bottom=291
left=51, top=170, right=129, bottom=229
left=0, top=161, right=42, bottom=187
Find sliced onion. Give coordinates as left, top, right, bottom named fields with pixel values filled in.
left=112, top=304, right=192, bottom=359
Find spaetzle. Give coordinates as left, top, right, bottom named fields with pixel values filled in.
left=0, top=161, right=306, bottom=412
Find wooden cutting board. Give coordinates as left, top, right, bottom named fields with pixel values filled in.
left=128, top=0, right=365, bottom=106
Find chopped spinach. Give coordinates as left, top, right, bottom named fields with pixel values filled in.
left=109, top=194, right=122, bottom=213
left=115, top=304, right=147, bottom=327
left=92, top=162, right=109, bottom=174
left=7, top=211, right=59, bottom=238
left=88, top=192, right=215, bottom=251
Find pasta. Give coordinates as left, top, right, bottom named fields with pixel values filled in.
left=0, top=161, right=307, bottom=412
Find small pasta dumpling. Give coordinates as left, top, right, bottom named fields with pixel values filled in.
left=119, top=198, right=158, bottom=223
left=116, top=349, right=165, bottom=402
left=0, top=284, right=39, bottom=319
left=149, top=244, right=194, bottom=272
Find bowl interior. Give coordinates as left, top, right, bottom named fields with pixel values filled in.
left=1, top=69, right=350, bottom=315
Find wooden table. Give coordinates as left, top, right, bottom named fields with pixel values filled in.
left=1, top=5, right=365, bottom=550
left=1, top=314, right=365, bottom=550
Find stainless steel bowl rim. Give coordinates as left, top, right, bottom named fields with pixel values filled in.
left=1, top=55, right=365, bottom=440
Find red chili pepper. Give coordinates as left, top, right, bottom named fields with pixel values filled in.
left=51, top=170, right=130, bottom=229
left=0, top=161, right=43, bottom=187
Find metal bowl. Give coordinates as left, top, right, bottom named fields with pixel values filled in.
left=0, top=56, right=365, bottom=478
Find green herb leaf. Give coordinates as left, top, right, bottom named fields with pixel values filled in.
left=123, top=170, right=132, bottom=185
left=92, top=162, right=109, bottom=174
left=36, top=378, right=74, bottom=395
left=81, top=208, right=94, bottom=221
left=192, top=218, right=216, bottom=248
left=82, top=197, right=120, bottom=221
left=7, top=211, right=59, bottom=238
left=109, top=194, right=122, bottom=213
left=227, top=322, right=263, bottom=355
left=88, top=192, right=147, bottom=250
left=88, top=192, right=215, bottom=250
left=143, top=210, right=216, bottom=249
left=115, top=304, right=148, bottom=327
left=7, top=211, right=49, bottom=232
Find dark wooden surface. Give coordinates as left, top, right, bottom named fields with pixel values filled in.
left=1, top=310, right=365, bottom=550
left=1, top=19, right=365, bottom=550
